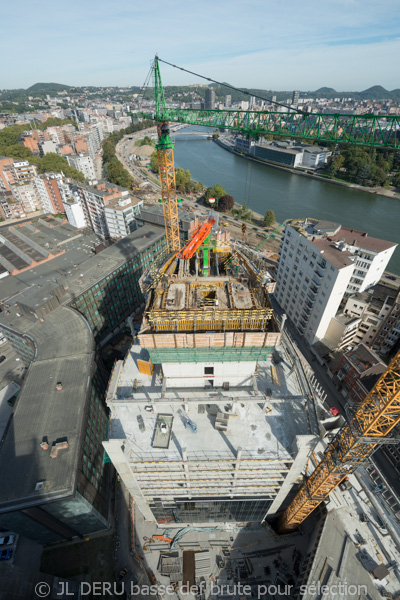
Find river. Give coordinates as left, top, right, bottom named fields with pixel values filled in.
left=173, top=127, right=400, bottom=274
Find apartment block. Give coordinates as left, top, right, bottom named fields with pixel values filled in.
left=71, top=180, right=137, bottom=239
left=275, top=220, right=354, bottom=344
left=275, top=219, right=397, bottom=345
left=372, top=289, right=400, bottom=357
left=66, top=153, right=96, bottom=180
left=104, top=196, right=143, bottom=239
left=335, top=343, right=386, bottom=404
left=34, top=173, right=67, bottom=214
left=63, top=198, right=86, bottom=229
left=10, top=182, right=41, bottom=213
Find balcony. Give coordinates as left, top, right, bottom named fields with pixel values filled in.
left=310, top=285, right=319, bottom=294
left=317, top=261, right=327, bottom=270
left=314, top=270, right=324, bottom=280
left=308, top=293, right=317, bottom=303
left=303, top=307, right=311, bottom=317
left=312, top=278, right=321, bottom=288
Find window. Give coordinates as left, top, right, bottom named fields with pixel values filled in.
left=204, top=367, right=214, bottom=375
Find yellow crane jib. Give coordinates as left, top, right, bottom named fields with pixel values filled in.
left=278, top=350, right=400, bottom=533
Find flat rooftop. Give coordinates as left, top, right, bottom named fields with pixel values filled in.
left=107, top=344, right=310, bottom=461
left=0, top=307, right=93, bottom=511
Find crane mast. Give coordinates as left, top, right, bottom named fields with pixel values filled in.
left=153, top=56, right=180, bottom=253
left=278, top=350, right=400, bottom=533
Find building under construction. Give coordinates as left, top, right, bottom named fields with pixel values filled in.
left=103, top=224, right=320, bottom=526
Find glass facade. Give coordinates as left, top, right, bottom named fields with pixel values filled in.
left=150, top=497, right=272, bottom=523
left=70, top=237, right=167, bottom=342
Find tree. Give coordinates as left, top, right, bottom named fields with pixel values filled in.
left=218, top=194, right=235, bottom=212
left=370, top=165, right=387, bottom=187
left=205, top=184, right=226, bottom=205
left=392, top=173, right=400, bottom=189
left=355, top=163, right=371, bottom=186
left=175, top=168, right=192, bottom=192
left=150, top=151, right=159, bottom=173
left=264, top=210, right=276, bottom=227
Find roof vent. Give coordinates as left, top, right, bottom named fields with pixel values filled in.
left=35, top=481, right=44, bottom=491
left=40, top=439, right=49, bottom=450
left=56, top=382, right=63, bottom=391
left=50, top=440, right=69, bottom=458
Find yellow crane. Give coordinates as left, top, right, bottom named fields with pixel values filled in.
left=278, top=350, right=400, bottom=533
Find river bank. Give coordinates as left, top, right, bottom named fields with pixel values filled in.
left=213, top=137, right=400, bottom=202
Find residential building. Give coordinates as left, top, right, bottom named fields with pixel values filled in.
left=275, top=219, right=355, bottom=344
left=66, top=153, right=96, bottom=180
left=204, top=88, right=215, bottom=110
left=38, top=140, right=58, bottom=156
left=71, top=180, right=140, bottom=239
left=34, top=173, right=67, bottom=214
left=10, top=182, right=41, bottom=213
left=335, top=343, right=386, bottom=404
left=292, top=90, right=300, bottom=108
left=63, top=198, right=86, bottom=229
left=275, top=219, right=397, bottom=345
left=104, top=196, right=143, bottom=239
left=372, top=289, right=400, bottom=357
left=324, top=283, right=399, bottom=353
left=225, top=95, right=232, bottom=108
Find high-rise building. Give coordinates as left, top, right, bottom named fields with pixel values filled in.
left=292, top=90, right=300, bottom=108
left=205, top=88, right=216, bottom=110
left=274, top=219, right=397, bottom=345
left=225, top=95, right=231, bottom=108
left=103, top=231, right=316, bottom=527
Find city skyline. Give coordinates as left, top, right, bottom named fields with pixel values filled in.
left=1, top=0, right=400, bottom=91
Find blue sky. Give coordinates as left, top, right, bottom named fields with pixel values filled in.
left=2, top=0, right=400, bottom=91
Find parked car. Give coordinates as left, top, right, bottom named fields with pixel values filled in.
left=360, top=513, right=369, bottom=523
left=330, top=406, right=340, bottom=417
left=0, top=548, right=12, bottom=561
left=0, top=356, right=6, bottom=364
left=0, top=534, right=14, bottom=546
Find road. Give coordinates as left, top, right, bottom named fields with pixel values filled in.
left=271, top=299, right=348, bottom=415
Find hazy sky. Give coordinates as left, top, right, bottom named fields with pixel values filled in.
left=2, top=0, right=400, bottom=91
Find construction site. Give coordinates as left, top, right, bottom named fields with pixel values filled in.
left=102, top=56, right=400, bottom=599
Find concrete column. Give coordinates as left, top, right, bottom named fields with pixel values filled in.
left=267, top=435, right=323, bottom=518
left=182, top=447, right=191, bottom=498
left=103, top=439, right=154, bottom=522
left=280, top=313, right=287, bottom=332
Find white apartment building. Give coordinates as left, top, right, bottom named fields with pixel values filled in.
left=104, top=196, right=143, bottom=239
left=63, top=198, right=87, bottom=229
left=71, top=183, right=109, bottom=238
left=70, top=180, right=137, bottom=239
left=66, top=154, right=96, bottom=180
left=274, top=219, right=397, bottom=345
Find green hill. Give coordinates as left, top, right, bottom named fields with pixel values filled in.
left=26, top=82, right=71, bottom=93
